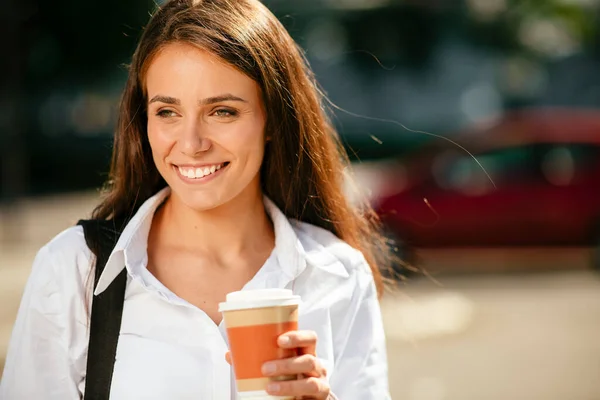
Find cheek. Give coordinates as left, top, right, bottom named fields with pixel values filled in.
left=147, top=124, right=174, bottom=157
left=243, top=115, right=267, bottom=151
left=217, top=118, right=265, bottom=159
left=235, top=125, right=266, bottom=164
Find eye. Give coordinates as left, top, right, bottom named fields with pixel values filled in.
left=156, top=109, right=178, bottom=118
left=213, top=108, right=238, bottom=118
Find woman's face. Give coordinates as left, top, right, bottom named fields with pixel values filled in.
left=145, top=42, right=267, bottom=211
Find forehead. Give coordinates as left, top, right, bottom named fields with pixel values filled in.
left=144, top=42, right=260, bottom=98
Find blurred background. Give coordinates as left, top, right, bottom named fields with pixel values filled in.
left=2, top=0, right=600, bottom=398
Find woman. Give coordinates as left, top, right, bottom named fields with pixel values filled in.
left=1, top=0, right=391, bottom=398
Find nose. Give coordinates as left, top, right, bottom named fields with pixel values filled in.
left=179, top=119, right=212, bottom=156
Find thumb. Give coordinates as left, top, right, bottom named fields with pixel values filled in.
left=225, top=351, right=232, bottom=365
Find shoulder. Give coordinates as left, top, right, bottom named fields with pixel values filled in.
left=42, top=225, right=92, bottom=271
left=291, top=220, right=372, bottom=280
left=6, top=225, right=95, bottom=340
left=291, top=221, right=380, bottom=356
left=28, top=225, right=93, bottom=301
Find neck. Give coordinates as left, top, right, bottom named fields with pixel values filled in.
left=154, top=187, right=275, bottom=260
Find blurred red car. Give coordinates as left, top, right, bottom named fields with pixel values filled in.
left=372, top=108, right=600, bottom=270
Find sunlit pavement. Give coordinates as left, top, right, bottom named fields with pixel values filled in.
left=383, top=271, right=600, bottom=400
left=2, top=192, right=600, bottom=399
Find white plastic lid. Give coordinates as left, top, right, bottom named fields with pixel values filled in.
left=218, top=289, right=300, bottom=312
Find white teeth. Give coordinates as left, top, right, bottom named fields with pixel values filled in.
left=178, top=164, right=224, bottom=179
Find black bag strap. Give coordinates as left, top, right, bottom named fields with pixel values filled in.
left=78, top=219, right=128, bottom=400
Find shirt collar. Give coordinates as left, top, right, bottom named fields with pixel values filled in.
left=94, top=187, right=170, bottom=295
left=263, top=196, right=308, bottom=282
left=94, top=188, right=308, bottom=295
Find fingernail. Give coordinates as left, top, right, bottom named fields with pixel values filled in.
left=278, top=336, right=290, bottom=346
left=262, top=362, right=277, bottom=374
left=267, top=383, right=280, bottom=393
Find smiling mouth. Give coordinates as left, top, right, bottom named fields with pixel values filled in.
left=176, top=162, right=230, bottom=179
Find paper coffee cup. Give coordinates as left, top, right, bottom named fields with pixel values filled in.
left=219, top=289, right=301, bottom=400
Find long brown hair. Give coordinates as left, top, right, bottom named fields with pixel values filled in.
left=93, top=0, right=390, bottom=296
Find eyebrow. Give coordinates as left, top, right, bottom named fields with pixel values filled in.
left=201, top=94, right=248, bottom=105
left=148, top=95, right=180, bottom=105
left=148, top=93, right=248, bottom=106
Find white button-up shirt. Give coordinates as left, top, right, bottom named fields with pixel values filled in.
left=1, top=188, right=390, bottom=399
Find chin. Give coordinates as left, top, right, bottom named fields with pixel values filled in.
left=163, top=168, right=262, bottom=213
left=175, top=190, right=232, bottom=212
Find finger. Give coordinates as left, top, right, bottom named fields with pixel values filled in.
left=225, top=351, right=232, bottom=365
left=266, top=376, right=330, bottom=399
left=278, top=330, right=317, bottom=355
left=262, top=354, right=327, bottom=378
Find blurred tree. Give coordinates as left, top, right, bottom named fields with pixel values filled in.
left=1, top=0, right=155, bottom=197
left=0, top=0, right=33, bottom=239
left=463, top=0, right=597, bottom=56
left=24, top=0, right=154, bottom=88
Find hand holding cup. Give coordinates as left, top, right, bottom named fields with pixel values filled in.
left=226, top=330, right=330, bottom=399
left=220, top=289, right=308, bottom=399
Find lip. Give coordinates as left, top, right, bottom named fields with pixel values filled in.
left=174, top=162, right=228, bottom=168
left=173, top=162, right=230, bottom=184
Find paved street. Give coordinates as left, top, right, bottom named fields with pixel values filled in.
left=382, top=272, right=600, bottom=400
left=2, top=192, right=600, bottom=399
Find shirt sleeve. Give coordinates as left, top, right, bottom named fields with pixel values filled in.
left=0, top=245, right=82, bottom=399
left=328, top=260, right=392, bottom=400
